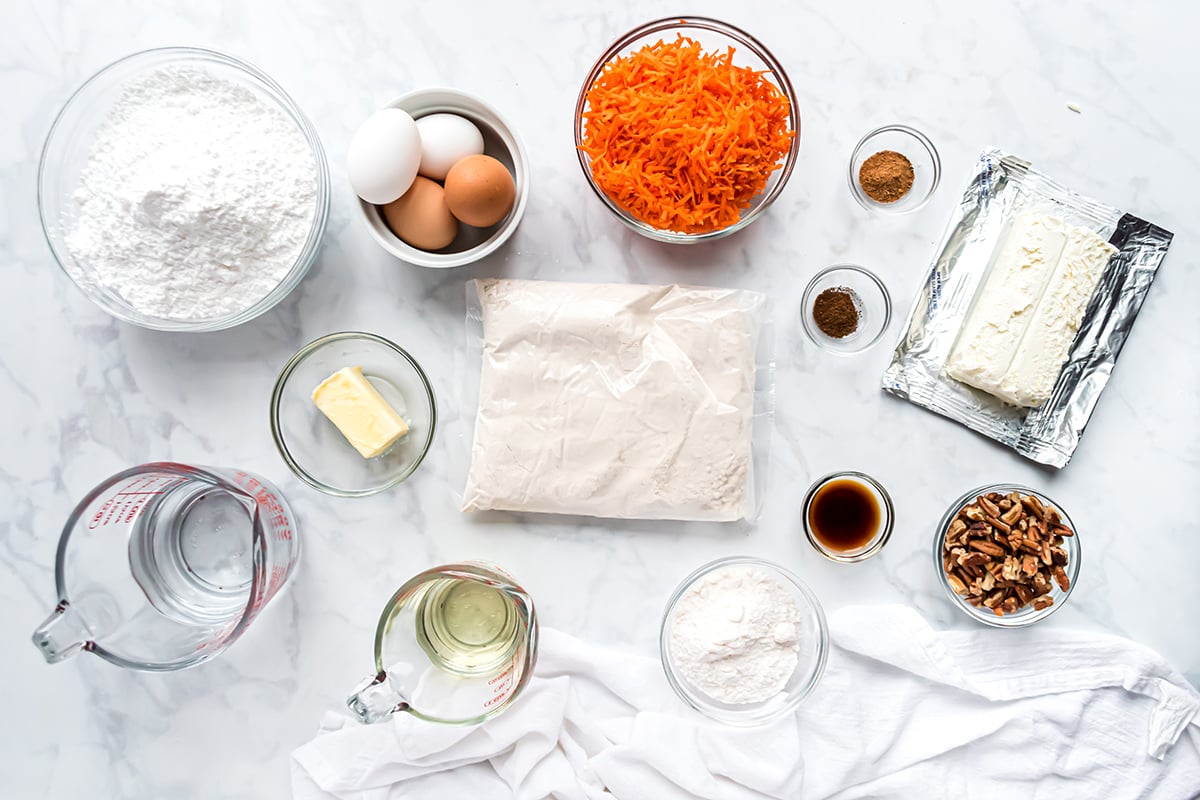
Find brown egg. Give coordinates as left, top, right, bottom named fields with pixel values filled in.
left=444, top=154, right=516, bottom=228
left=381, top=176, right=458, bottom=250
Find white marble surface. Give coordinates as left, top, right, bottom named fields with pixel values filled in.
left=2, top=1, right=1198, bottom=797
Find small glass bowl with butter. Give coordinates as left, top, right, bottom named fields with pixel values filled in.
left=271, top=331, right=436, bottom=496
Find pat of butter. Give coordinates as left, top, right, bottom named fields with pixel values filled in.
left=312, top=366, right=409, bottom=458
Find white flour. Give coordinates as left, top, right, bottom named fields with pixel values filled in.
left=461, top=279, right=762, bottom=521
left=65, top=65, right=317, bottom=321
left=670, top=565, right=801, bottom=704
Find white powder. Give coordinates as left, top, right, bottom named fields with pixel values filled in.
left=65, top=65, right=317, bottom=321
left=670, top=565, right=801, bottom=704
left=461, top=279, right=762, bottom=521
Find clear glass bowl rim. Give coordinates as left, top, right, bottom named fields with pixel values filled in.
left=659, top=555, right=830, bottom=725
left=933, top=483, right=1081, bottom=628
left=801, top=470, right=896, bottom=563
left=846, top=123, right=941, bottom=215
left=800, top=264, right=893, bottom=355
left=269, top=331, right=437, bottom=497
left=37, top=45, right=331, bottom=332
left=573, top=16, right=801, bottom=243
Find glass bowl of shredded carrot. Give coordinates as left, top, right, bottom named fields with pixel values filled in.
left=575, top=17, right=800, bottom=243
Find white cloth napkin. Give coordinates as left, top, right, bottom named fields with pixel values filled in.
left=291, top=605, right=1200, bottom=799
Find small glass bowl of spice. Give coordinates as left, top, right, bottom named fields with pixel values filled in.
left=801, top=264, right=892, bottom=355
left=848, top=124, right=940, bottom=214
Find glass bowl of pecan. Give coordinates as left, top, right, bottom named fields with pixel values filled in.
left=934, top=484, right=1080, bottom=627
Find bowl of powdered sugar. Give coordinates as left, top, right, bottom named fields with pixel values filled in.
left=38, top=47, right=329, bottom=331
left=660, top=556, right=829, bottom=725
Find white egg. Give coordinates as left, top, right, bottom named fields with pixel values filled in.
left=348, top=108, right=422, bottom=205
left=415, top=113, right=485, bottom=181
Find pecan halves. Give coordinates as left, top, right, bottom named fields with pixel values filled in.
left=968, top=540, right=1006, bottom=557
left=979, top=496, right=1002, bottom=518
left=1021, top=494, right=1046, bottom=520
left=1052, top=566, right=1071, bottom=592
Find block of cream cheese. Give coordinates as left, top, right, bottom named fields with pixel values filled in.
left=945, top=214, right=1115, bottom=408
left=993, top=223, right=1116, bottom=405
left=312, top=366, right=409, bottom=458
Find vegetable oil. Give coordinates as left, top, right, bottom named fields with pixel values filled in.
left=414, top=577, right=521, bottom=676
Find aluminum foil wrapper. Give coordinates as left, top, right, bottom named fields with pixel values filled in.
left=882, top=147, right=1173, bottom=468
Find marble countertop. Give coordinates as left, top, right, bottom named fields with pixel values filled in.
left=3, top=1, right=1197, bottom=797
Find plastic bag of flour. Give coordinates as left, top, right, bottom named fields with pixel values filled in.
left=460, top=279, right=772, bottom=522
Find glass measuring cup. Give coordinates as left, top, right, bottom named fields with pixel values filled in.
left=31, top=462, right=300, bottom=671
left=347, top=562, right=538, bottom=725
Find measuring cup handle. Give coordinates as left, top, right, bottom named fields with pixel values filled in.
left=347, top=672, right=410, bottom=724
left=31, top=602, right=92, bottom=664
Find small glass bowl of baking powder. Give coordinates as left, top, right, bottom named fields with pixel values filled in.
left=37, top=47, right=330, bottom=332
left=659, top=556, right=829, bottom=726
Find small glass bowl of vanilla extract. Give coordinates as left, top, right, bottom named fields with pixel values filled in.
left=802, top=471, right=894, bottom=563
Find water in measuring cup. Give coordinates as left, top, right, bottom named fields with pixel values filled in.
left=414, top=578, right=522, bottom=677
left=129, top=481, right=256, bottom=624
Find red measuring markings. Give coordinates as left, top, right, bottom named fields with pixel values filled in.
left=266, top=564, right=287, bottom=599
left=232, top=471, right=294, bottom=542
left=482, top=654, right=520, bottom=709
left=246, top=576, right=270, bottom=621
left=193, top=619, right=237, bottom=652
left=88, top=475, right=184, bottom=530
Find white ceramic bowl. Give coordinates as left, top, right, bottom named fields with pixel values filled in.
left=354, top=88, right=529, bottom=268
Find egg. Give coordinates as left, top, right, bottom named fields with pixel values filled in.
left=415, top=113, right=485, bottom=181
left=381, top=176, right=459, bottom=251
left=348, top=108, right=422, bottom=205
left=444, top=155, right=516, bottom=228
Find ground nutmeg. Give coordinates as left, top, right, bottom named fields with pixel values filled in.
left=859, top=150, right=914, bottom=203
left=812, top=287, right=860, bottom=338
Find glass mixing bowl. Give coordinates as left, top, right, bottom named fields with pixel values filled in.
left=37, top=47, right=330, bottom=331
left=574, top=17, right=800, bottom=243
left=271, top=332, right=437, bottom=497
left=660, top=556, right=828, bottom=725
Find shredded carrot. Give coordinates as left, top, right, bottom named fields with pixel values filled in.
left=580, top=35, right=794, bottom=234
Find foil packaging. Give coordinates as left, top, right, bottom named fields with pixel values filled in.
left=882, top=147, right=1173, bottom=468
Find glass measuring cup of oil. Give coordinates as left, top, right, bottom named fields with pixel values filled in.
left=347, top=562, right=538, bottom=725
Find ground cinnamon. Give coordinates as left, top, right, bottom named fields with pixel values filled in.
left=858, top=150, right=914, bottom=203
left=812, top=287, right=859, bottom=338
